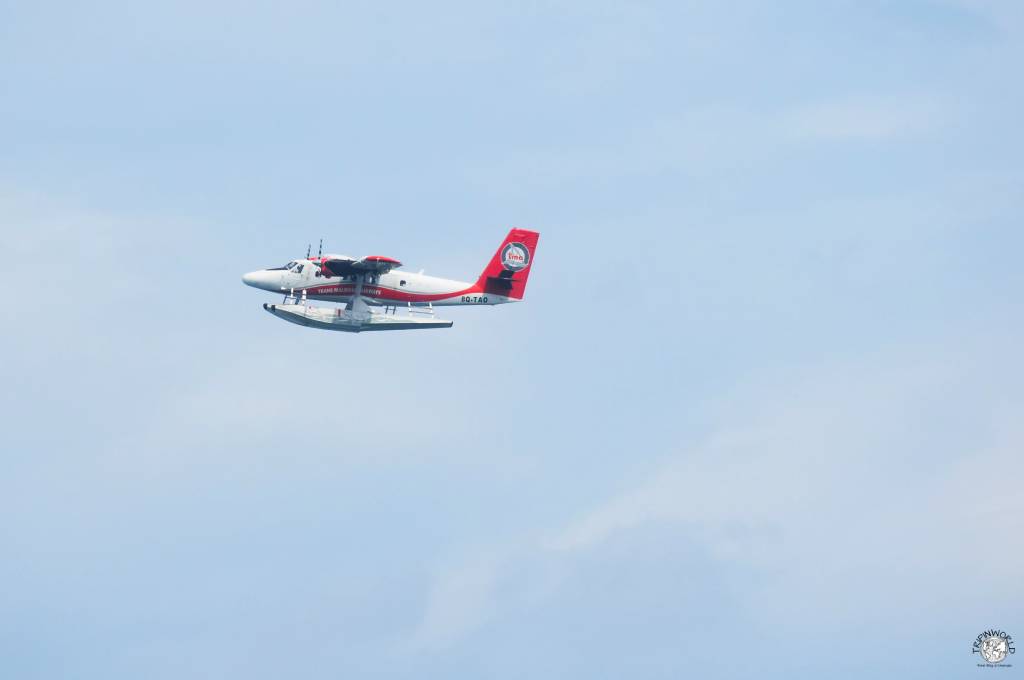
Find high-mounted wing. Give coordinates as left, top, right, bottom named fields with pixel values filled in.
left=354, top=255, right=402, bottom=273
left=322, top=255, right=402, bottom=277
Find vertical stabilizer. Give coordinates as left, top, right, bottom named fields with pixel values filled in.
left=476, top=228, right=540, bottom=299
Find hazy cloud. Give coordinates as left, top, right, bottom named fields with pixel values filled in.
left=414, top=336, right=1023, bottom=647
left=785, top=93, right=954, bottom=141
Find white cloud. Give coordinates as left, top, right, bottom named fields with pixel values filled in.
left=549, top=341, right=1024, bottom=614
left=412, top=335, right=1024, bottom=647
left=467, top=89, right=959, bottom=194
left=941, top=0, right=1024, bottom=35
left=409, top=553, right=503, bottom=651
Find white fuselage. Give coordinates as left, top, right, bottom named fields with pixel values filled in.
left=242, top=259, right=512, bottom=307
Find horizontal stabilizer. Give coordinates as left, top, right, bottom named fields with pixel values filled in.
left=484, top=275, right=515, bottom=291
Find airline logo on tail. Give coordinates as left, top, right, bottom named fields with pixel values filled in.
left=501, top=242, right=531, bottom=271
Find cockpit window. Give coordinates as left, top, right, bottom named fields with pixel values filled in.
left=295, top=264, right=304, bottom=273
left=286, top=261, right=298, bottom=270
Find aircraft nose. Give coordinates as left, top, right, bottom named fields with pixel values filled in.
left=242, top=270, right=276, bottom=290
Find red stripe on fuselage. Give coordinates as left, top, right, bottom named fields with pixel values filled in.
left=300, top=282, right=480, bottom=303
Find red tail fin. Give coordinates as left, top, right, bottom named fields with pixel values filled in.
left=476, top=228, right=540, bottom=300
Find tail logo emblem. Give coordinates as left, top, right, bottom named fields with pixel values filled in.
left=501, top=242, right=530, bottom=271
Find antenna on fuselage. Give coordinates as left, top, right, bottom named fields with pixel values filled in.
left=318, top=239, right=323, bottom=258
left=306, top=243, right=311, bottom=259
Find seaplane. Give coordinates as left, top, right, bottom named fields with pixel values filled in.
left=242, top=228, right=540, bottom=332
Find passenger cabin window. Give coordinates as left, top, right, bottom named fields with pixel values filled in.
left=400, top=280, right=407, bottom=286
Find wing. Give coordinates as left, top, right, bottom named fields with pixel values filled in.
left=322, top=255, right=402, bottom=277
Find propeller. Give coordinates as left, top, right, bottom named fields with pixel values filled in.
left=312, top=239, right=327, bottom=277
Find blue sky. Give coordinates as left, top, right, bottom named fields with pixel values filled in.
left=1, top=1, right=1022, bottom=677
